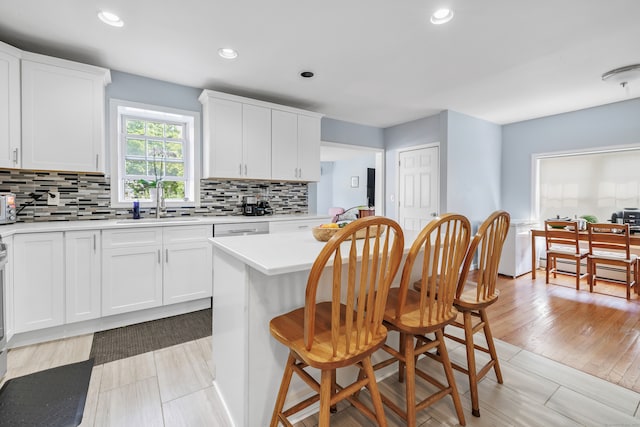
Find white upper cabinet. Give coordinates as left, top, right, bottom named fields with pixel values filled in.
left=201, top=96, right=243, bottom=179
left=200, top=89, right=321, bottom=182
left=200, top=93, right=272, bottom=180
left=21, top=52, right=111, bottom=172
left=271, top=110, right=298, bottom=181
left=272, top=111, right=321, bottom=181
left=0, top=42, right=21, bottom=169
left=242, top=103, right=271, bottom=179
left=297, top=114, right=321, bottom=181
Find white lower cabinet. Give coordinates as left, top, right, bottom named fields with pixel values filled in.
left=163, top=226, right=212, bottom=304
left=102, top=225, right=212, bottom=316
left=13, top=232, right=64, bottom=333
left=102, top=228, right=164, bottom=316
left=65, top=230, right=101, bottom=323
left=5, top=235, right=14, bottom=342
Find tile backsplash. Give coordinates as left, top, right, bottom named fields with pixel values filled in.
left=0, top=169, right=309, bottom=223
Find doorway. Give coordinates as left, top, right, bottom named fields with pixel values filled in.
left=398, top=145, right=439, bottom=231
left=315, top=142, right=384, bottom=217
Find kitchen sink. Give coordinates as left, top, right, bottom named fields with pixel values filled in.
left=116, top=217, right=202, bottom=224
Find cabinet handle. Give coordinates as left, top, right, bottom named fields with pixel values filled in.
left=12, top=148, right=18, bottom=164
left=96, top=154, right=99, bottom=170
left=93, top=234, right=96, bottom=252
left=165, top=248, right=169, bottom=263
left=158, top=249, right=161, bottom=264
left=239, top=163, right=242, bottom=175
left=298, top=168, right=302, bottom=178
left=244, top=164, right=247, bottom=176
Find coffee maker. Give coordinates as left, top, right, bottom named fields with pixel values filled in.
left=242, top=196, right=258, bottom=216
left=256, top=198, right=273, bottom=216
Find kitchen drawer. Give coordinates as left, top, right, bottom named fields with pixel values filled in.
left=102, top=228, right=162, bottom=248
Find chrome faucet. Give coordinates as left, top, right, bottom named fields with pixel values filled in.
left=155, top=184, right=165, bottom=219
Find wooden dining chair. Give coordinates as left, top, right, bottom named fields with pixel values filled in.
left=441, top=210, right=510, bottom=417
left=587, top=222, right=638, bottom=300
left=544, top=220, right=589, bottom=290
left=372, top=213, right=471, bottom=427
left=269, top=216, right=404, bottom=427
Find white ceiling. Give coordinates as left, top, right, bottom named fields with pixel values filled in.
left=1, top=0, right=639, bottom=128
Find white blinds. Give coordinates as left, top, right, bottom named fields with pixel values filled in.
left=538, top=148, right=640, bottom=223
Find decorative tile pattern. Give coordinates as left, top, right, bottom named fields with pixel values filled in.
left=0, top=169, right=309, bottom=222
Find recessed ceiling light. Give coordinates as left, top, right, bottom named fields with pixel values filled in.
left=430, top=8, right=454, bottom=25
left=218, top=48, right=238, bottom=59
left=300, top=71, right=314, bottom=78
left=98, top=10, right=124, bottom=27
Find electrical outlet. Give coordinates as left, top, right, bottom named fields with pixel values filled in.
left=47, top=191, right=60, bottom=206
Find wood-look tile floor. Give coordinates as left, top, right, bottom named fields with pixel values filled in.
left=3, top=272, right=640, bottom=426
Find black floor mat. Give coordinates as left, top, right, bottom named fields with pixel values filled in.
left=90, top=308, right=212, bottom=365
left=0, top=359, right=94, bottom=427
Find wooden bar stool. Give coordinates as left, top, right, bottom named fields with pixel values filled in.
left=372, top=213, right=471, bottom=427
left=269, top=216, right=404, bottom=426
left=442, top=210, right=510, bottom=417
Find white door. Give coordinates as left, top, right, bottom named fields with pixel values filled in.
left=398, top=146, right=439, bottom=231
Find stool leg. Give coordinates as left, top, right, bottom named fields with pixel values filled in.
left=270, top=352, right=296, bottom=427
left=398, top=332, right=406, bottom=383
left=319, top=370, right=332, bottom=427
left=463, top=311, right=480, bottom=417
left=436, top=329, right=466, bottom=426
left=362, top=357, right=387, bottom=427
left=481, top=308, right=503, bottom=384
left=403, top=333, right=417, bottom=427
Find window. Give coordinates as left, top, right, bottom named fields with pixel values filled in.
left=110, top=100, right=199, bottom=207
left=535, top=146, right=640, bottom=223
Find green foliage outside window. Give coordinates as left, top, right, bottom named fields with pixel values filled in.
left=123, top=115, right=187, bottom=201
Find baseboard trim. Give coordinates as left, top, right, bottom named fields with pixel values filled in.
left=9, top=298, right=211, bottom=349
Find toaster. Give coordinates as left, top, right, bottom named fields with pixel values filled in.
left=0, top=194, right=17, bottom=224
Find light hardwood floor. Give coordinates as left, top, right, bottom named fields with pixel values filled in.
left=2, top=271, right=640, bottom=426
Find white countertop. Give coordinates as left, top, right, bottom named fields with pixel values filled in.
left=0, top=214, right=331, bottom=237
left=209, top=229, right=416, bottom=276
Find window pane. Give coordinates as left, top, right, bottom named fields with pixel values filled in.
left=125, top=179, right=151, bottom=199
left=147, top=122, right=164, bottom=137
left=125, top=159, right=146, bottom=175
left=163, top=181, right=185, bottom=199
left=126, top=119, right=145, bottom=135
left=149, top=160, right=164, bottom=178
left=147, top=140, right=164, bottom=157
left=165, top=142, right=183, bottom=159
left=166, top=124, right=183, bottom=139
left=165, top=161, right=184, bottom=177
left=126, top=138, right=145, bottom=156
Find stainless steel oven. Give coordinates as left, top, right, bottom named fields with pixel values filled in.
left=0, top=236, right=8, bottom=380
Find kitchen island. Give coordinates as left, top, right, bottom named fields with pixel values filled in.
left=209, top=229, right=418, bottom=426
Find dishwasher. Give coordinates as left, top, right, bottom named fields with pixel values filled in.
left=213, top=221, right=270, bottom=237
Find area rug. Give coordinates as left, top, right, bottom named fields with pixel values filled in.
left=0, top=359, right=94, bottom=427
left=89, top=308, right=212, bottom=365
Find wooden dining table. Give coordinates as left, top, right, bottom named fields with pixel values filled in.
left=530, top=228, right=640, bottom=279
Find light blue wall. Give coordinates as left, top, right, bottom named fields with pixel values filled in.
left=445, top=110, right=502, bottom=224
left=106, top=70, right=203, bottom=112
left=321, top=118, right=384, bottom=148
left=502, top=97, right=640, bottom=219
left=383, top=113, right=444, bottom=219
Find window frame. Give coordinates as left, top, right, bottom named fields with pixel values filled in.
left=109, top=99, right=200, bottom=208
